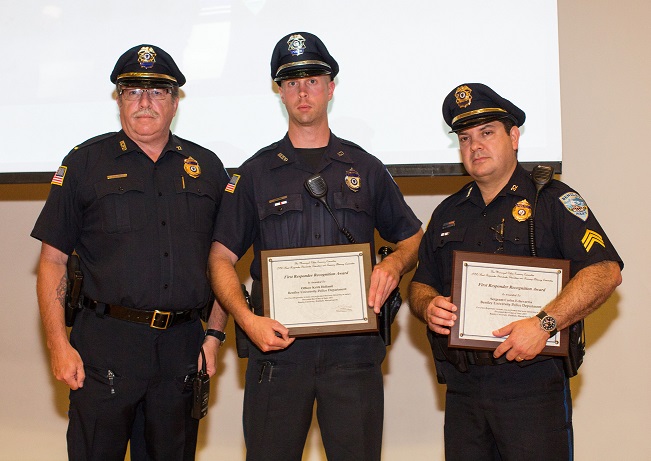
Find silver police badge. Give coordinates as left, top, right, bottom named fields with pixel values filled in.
left=138, top=46, right=156, bottom=69
left=287, top=34, right=306, bottom=56
left=345, top=168, right=361, bottom=192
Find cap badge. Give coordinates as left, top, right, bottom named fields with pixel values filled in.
left=287, top=34, right=306, bottom=56
left=512, top=199, right=532, bottom=222
left=137, top=46, right=157, bottom=70
left=559, top=192, right=589, bottom=221
left=184, top=156, right=201, bottom=178
left=455, top=85, right=472, bottom=109
left=345, top=168, right=361, bottom=192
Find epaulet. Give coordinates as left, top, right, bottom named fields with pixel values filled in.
left=241, top=141, right=281, bottom=166
left=170, top=134, right=210, bottom=153
left=68, top=132, right=117, bottom=155
left=339, top=137, right=368, bottom=154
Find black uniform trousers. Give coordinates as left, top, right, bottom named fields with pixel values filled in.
left=438, top=357, right=573, bottom=461
left=67, top=308, right=204, bottom=461
left=243, top=334, right=386, bottom=461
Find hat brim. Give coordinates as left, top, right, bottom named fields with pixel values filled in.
left=449, top=114, right=517, bottom=133
left=116, top=72, right=178, bottom=87
left=274, top=59, right=332, bottom=82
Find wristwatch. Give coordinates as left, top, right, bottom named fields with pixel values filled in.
left=204, top=329, right=226, bottom=344
left=536, top=311, right=558, bottom=337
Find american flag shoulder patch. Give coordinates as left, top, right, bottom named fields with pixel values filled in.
left=225, top=174, right=240, bottom=193
left=51, top=166, right=67, bottom=186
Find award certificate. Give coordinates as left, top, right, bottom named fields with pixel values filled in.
left=450, top=251, right=570, bottom=356
left=261, top=244, right=377, bottom=337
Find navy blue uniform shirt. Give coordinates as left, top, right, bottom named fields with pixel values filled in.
left=413, top=163, right=623, bottom=298
left=214, top=132, right=421, bottom=281
left=32, top=131, right=229, bottom=311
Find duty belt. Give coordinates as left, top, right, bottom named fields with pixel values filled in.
left=82, top=298, right=198, bottom=329
left=465, top=350, right=508, bottom=366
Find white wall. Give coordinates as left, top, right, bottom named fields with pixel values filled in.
left=0, top=1, right=648, bottom=459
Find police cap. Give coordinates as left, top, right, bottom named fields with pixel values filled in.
left=442, top=83, right=525, bottom=132
left=110, top=44, right=186, bottom=87
left=270, top=32, right=339, bottom=83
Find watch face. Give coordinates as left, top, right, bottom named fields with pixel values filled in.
left=541, top=316, right=557, bottom=332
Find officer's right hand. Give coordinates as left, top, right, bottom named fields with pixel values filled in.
left=50, top=342, right=85, bottom=390
left=425, top=295, right=457, bottom=335
left=243, top=315, right=294, bottom=352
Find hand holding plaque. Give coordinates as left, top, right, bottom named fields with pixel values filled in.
left=261, top=244, right=378, bottom=337
left=450, top=251, right=569, bottom=356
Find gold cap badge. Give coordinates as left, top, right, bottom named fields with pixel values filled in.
left=455, top=85, right=472, bottom=109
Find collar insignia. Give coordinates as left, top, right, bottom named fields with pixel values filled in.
left=277, top=153, right=289, bottom=162
left=119, top=140, right=128, bottom=151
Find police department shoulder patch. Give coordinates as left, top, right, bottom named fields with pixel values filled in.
left=559, top=192, right=589, bottom=221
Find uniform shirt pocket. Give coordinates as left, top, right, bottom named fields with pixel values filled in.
left=256, top=194, right=304, bottom=248
left=94, top=177, right=146, bottom=234
left=174, top=177, right=218, bottom=234
left=333, top=192, right=373, bottom=239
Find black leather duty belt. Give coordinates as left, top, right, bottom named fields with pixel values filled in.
left=82, top=298, right=198, bottom=329
left=466, top=350, right=508, bottom=366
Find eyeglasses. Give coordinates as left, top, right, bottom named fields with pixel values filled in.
left=119, top=87, right=172, bottom=101
left=490, top=218, right=505, bottom=253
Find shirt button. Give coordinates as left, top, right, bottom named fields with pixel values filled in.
left=158, top=191, right=162, bottom=197
left=278, top=206, right=283, bottom=211
left=161, top=221, right=166, bottom=226
left=482, top=212, right=487, bottom=217
left=315, top=233, right=321, bottom=239
left=514, top=237, right=520, bottom=242
left=477, top=241, right=482, bottom=247
left=315, top=202, right=320, bottom=207
left=164, top=252, right=169, bottom=257
left=163, top=284, right=168, bottom=289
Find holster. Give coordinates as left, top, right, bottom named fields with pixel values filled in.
left=378, top=287, right=402, bottom=346
left=234, top=283, right=256, bottom=358
left=64, top=254, right=83, bottom=327
left=563, top=320, right=585, bottom=378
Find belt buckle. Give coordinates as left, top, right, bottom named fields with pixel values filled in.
left=151, top=310, right=172, bottom=329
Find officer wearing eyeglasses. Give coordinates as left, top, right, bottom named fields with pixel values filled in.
left=409, top=83, right=623, bottom=460
left=32, top=44, right=229, bottom=460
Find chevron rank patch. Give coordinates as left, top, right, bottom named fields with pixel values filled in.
left=559, top=192, right=589, bottom=221
left=582, top=229, right=605, bottom=252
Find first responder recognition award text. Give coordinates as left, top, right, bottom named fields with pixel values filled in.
left=261, top=244, right=376, bottom=337
left=450, top=251, right=570, bottom=356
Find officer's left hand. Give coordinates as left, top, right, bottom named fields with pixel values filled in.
left=492, top=317, right=549, bottom=362
left=200, top=336, right=221, bottom=378
left=368, top=259, right=401, bottom=314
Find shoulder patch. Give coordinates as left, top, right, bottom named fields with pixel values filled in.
left=559, top=192, right=589, bottom=221
left=225, top=174, right=240, bottom=193
left=51, top=166, right=67, bottom=186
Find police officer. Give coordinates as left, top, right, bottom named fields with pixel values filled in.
left=32, top=44, right=229, bottom=460
left=409, top=83, right=623, bottom=460
left=208, top=32, right=423, bottom=460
